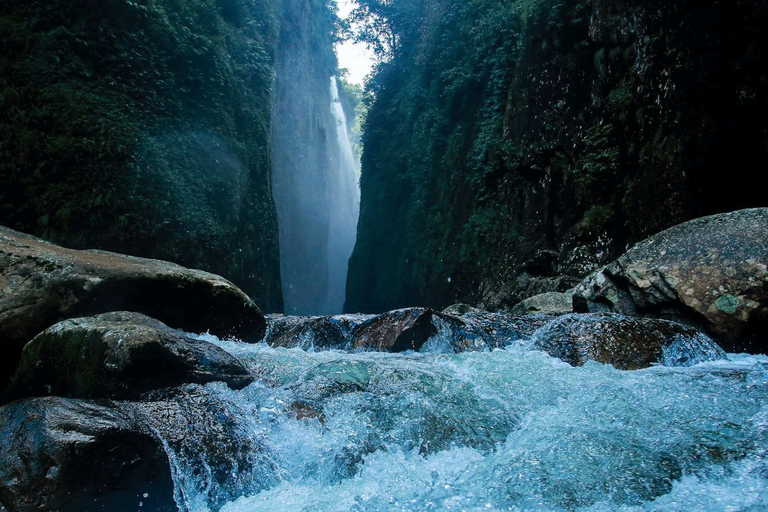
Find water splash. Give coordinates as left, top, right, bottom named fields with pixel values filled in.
left=170, top=335, right=768, bottom=512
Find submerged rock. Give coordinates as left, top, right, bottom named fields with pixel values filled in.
left=267, top=316, right=346, bottom=349
left=4, top=312, right=253, bottom=403
left=265, top=314, right=372, bottom=350
left=441, top=303, right=487, bottom=315
left=350, top=308, right=440, bottom=352
left=529, top=313, right=726, bottom=370
left=442, top=309, right=555, bottom=349
left=573, top=208, right=768, bottom=353
left=136, top=385, right=279, bottom=511
left=347, top=306, right=556, bottom=353
left=0, top=397, right=176, bottom=512
left=0, top=226, right=265, bottom=387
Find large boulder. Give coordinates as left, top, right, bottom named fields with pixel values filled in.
left=573, top=209, right=768, bottom=353
left=529, top=313, right=726, bottom=370
left=4, top=312, right=253, bottom=403
left=0, top=397, right=176, bottom=512
left=0, top=226, right=266, bottom=386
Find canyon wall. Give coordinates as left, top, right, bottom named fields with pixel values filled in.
left=346, top=0, right=768, bottom=312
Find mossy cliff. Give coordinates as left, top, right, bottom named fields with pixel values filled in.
left=1, top=0, right=339, bottom=312
left=346, top=0, right=768, bottom=313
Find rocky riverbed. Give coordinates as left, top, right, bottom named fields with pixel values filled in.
left=1, top=209, right=766, bottom=511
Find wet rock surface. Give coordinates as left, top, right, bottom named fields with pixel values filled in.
left=264, top=314, right=371, bottom=350
left=438, top=309, right=554, bottom=350
left=136, top=385, right=279, bottom=511
left=0, top=226, right=266, bottom=386
left=529, top=313, right=726, bottom=370
left=4, top=312, right=253, bottom=403
left=0, top=397, right=176, bottom=512
left=573, top=208, right=768, bottom=353
left=349, top=308, right=441, bottom=352
left=262, top=307, right=567, bottom=355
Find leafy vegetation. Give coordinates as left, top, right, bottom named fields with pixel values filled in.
left=0, top=0, right=285, bottom=309
left=346, top=0, right=768, bottom=312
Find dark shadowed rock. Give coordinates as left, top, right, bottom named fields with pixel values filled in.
left=4, top=312, right=252, bottom=403
left=348, top=307, right=535, bottom=353
left=264, top=314, right=373, bottom=350
left=529, top=313, right=726, bottom=370
left=0, top=397, right=176, bottom=512
left=350, top=308, right=442, bottom=352
left=573, top=209, right=768, bottom=353
left=0, top=226, right=266, bottom=387
left=136, top=385, right=279, bottom=511
left=511, top=292, right=574, bottom=315
left=268, top=316, right=346, bottom=349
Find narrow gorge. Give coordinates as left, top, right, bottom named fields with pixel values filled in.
left=1, top=0, right=767, bottom=511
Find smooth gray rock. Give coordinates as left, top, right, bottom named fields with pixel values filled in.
left=511, top=292, right=574, bottom=315
left=573, top=209, right=768, bottom=353
left=4, top=312, right=252, bottom=403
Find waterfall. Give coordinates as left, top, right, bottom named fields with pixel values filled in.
left=325, top=76, right=361, bottom=313
left=270, top=74, right=359, bottom=315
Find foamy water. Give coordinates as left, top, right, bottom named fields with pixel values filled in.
left=159, top=335, right=768, bottom=512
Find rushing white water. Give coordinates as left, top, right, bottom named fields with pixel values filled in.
left=326, top=76, right=361, bottom=313
left=165, top=333, right=768, bottom=512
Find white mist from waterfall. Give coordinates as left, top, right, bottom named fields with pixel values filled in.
left=325, top=76, right=361, bottom=313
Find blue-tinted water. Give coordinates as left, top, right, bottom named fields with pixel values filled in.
left=164, top=335, right=768, bottom=512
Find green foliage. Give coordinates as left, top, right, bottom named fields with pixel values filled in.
left=348, top=0, right=768, bottom=311
left=347, top=0, right=533, bottom=311
left=338, top=77, right=366, bottom=161
left=0, top=0, right=284, bottom=310
left=459, top=206, right=518, bottom=269
left=573, top=124, right=620, bottom=207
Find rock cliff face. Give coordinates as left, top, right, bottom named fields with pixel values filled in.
left=0, top=0, right=285, bottom=310
left=346, top=0, right=768, bottom=313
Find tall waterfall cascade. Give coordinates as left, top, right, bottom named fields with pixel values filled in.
left=270, top=70, right=360, bottom=314
left=325, top=76, right=361, bottom=313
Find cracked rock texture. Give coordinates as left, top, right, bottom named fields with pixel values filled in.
left=573, top=208, right=768, bottom=353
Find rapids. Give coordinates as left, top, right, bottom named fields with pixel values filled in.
left=159, top=332, right=768, bottom=512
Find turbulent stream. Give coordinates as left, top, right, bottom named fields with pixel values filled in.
left=150, top=326, right=768, bottom=512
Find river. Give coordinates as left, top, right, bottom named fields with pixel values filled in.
left=153, top=330, right=768, bottom=512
